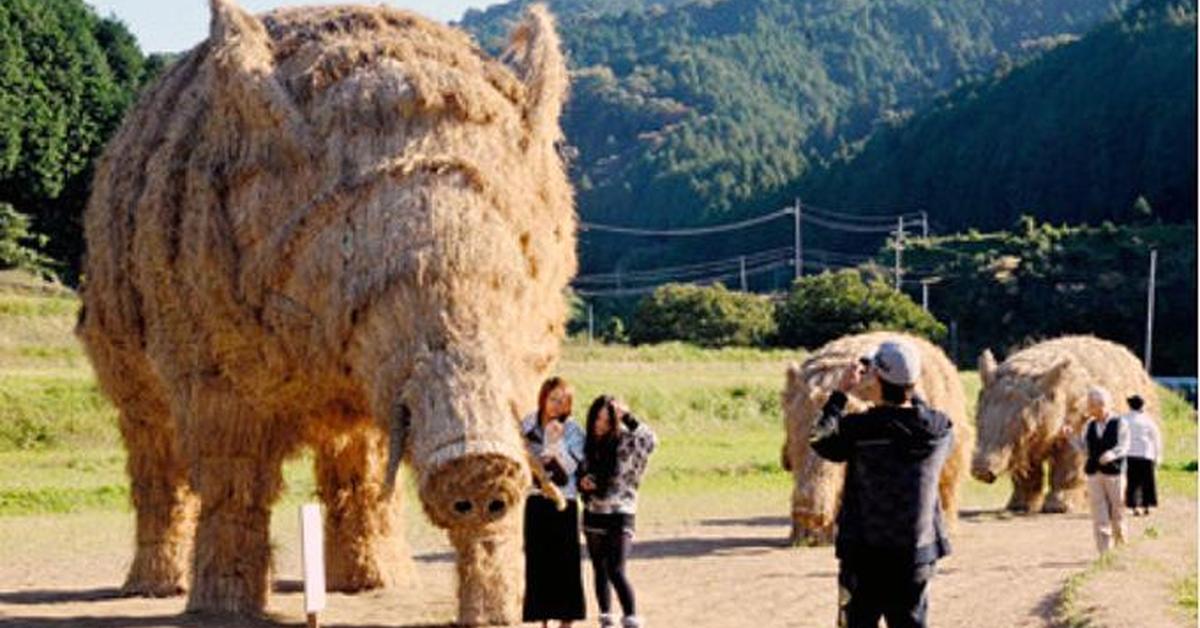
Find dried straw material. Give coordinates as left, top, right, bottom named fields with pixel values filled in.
left=782, top=331, right=971, bottom=545
left=972, top=335, right=1159, bottom=513
left=76, top=1, right=573, bottom=622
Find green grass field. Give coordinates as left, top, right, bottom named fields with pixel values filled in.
left=0, top=280, right=1194, bottom=525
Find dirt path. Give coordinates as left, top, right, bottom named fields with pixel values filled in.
left=1, top=499, right=1194, bottom=627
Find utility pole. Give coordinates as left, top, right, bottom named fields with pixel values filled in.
left=793, top=198, right=803, bottom=280
left=921, top=280, right=929, bottom=311
left=920, top=210, right=929, bottom=239
left=587, top=302, right=594, bottom=346
left=739, top=255, right=748, bottom=291
left=894, top=217, right=905, bottom=290
left=949, top=320, right=959, bottom=365
left=1144, top=249, right=1157, bottom=373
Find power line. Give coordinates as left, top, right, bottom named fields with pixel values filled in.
left=800, top=212, right=899, bottom=233
left=574, top=259, right=793, bottom=297
left=803, top=202, right=923, bottom=224
left=801, top=201, right=925, bottom=221
left=578, top=208, right=793, bottom=237
left=575, top=247, right=793, bottom=284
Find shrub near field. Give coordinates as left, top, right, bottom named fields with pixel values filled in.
left=630, top=283, right=776, bottom=347
left=0, top=287, right=1194, bottom=520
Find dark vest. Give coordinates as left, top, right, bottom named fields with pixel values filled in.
left=1084, top=418, right=1123, bottom=475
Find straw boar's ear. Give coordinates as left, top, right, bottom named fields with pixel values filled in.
left=1039, top=358, right=1074, bottom=391
left=208, top=0, right=306, bottom=136
left=501, top=4, right=569, bottom=149
left=978, top=349, right=998, bottom=387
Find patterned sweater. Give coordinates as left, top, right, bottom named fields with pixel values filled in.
left=582, top=417, right=657, bottom=515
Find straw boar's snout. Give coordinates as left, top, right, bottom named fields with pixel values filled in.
left=420, top=453, right=526, bottom=529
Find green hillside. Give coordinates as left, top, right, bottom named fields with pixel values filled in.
left=799, top=0, right=1198, bottom=229
left=464, top=0, right=1129, bottom=273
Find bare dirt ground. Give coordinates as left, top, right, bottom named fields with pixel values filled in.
left=1, top=498, right=1194, bottom=628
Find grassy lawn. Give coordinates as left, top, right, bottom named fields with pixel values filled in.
left=0, top=286, right=1194, bottom=525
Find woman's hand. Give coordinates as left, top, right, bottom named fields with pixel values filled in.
left=544, top=419, right=564, bottom=443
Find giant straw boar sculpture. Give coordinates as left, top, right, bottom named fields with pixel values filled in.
left=972, top=335, right=1159, bottom=513
left=76, top=1, right=575, bottom=623
left=782, top=331, right=971, bottom=545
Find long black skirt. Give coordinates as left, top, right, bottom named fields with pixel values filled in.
left=1125, top=457, right=1158, bottom=508
left=523, top=494, right=585, bottom=621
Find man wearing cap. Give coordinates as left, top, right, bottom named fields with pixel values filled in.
left=810, top=340, right=954, bottom=628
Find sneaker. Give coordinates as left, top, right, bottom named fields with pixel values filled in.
left=598, top=613, right=616, bottom=628
left=621, top=616, right=643, bottom=628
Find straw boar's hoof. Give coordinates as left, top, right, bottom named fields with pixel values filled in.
left=122, top=566, right=187, bottom=598
left=1041, top=489, right=1086, bottom=514
left=420, top=454, right=525, bottom=530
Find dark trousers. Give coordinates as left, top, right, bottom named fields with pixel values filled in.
left=584, top=512, right=636, bottom=616
left=1125, top=457, right=1158, bottom=508
left=837, top=560, right=933, bottom=628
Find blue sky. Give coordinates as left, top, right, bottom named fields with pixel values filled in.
left=87, top=1, right=506, bottom=53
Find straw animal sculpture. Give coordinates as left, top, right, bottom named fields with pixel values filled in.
left=782, top=331, right=971, bottom=545
left=76, top=1, right=574, bottom=623
left=972, top=335, right=1160, bottom=513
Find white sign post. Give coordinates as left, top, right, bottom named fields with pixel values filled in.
left=299, top=503, right=327, bottom=628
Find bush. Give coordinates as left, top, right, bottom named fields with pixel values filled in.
left=0, top=203, right=55, bottom=279
left=630, top=283, right=777, bottom=347
left=774, top=269, right=946, bottom=348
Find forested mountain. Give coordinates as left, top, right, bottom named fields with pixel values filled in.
left=0, top=0, right=154, bottom=281
left=798, top=0, right=1198, bottom=230
left=463, top=0, right=1130, bottom=273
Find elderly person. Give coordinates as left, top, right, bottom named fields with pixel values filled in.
left=1066, top=385, right=1131, bottom=554
left=809, top=340, right=954, bottom=628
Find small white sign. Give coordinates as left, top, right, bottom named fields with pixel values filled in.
left=300, top=503, right=327, bottom=614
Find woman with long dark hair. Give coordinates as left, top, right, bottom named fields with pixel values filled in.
left=579, top=395, right=657, bottom=628
left=522, top=377, right=586, bottom=627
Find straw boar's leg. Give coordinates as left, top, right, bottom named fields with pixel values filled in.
left=118, top=400, right=196, bottom=597
left=313, top=422, right=409, bottom=592
left=1044, top=439, right=1087, bottom=513
left=184, top=383, right=288, bottom=615
left=1006, top=459, right=1046, bottom=513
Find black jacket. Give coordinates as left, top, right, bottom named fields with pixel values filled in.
left=810, top=391, right=954, bottom=565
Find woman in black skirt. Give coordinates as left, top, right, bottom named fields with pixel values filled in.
left=522, top=377, right=586, bottom=626
left=1123, top=395, right=1162, bottom=516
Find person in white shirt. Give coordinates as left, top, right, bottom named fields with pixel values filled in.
left=1122, top=395, right=1163, bottom=516
left=1064, top=385, right=1130, bottom=554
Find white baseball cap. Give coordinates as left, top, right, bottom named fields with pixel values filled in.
left=871, top=340, right=921, bottom=386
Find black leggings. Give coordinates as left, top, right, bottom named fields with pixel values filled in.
left=585, top=527, right=635, bottom=616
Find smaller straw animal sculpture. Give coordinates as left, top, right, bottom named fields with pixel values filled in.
left=781, top=331, right=971, bottom=545
left=972, top=335, right=1161, bottom=513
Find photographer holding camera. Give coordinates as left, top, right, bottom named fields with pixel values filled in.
left=579, top=395, right=658, bottom=628
left=809, top=340, right=954, bottom=628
